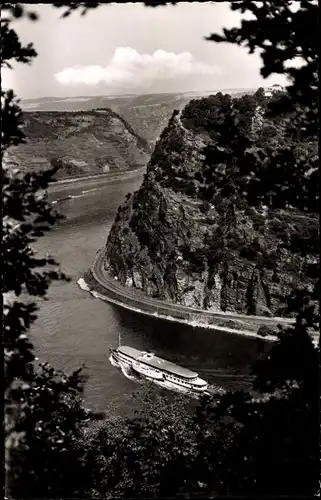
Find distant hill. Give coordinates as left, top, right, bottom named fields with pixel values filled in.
left=5, top=109, right=151, bottom=180
left=21, top=90, right=257, bottom=146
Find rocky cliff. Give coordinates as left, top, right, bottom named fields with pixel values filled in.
left=5, top=109, right=150, bottom=180
left=104, top=96, right=317, bottom=317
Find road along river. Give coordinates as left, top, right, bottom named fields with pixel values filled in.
left=31, top=170, right=272, bottom=415
left=83, top=248, right=295, bottom=342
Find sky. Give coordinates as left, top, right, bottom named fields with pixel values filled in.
left=2, top=2, right=288, bottom=99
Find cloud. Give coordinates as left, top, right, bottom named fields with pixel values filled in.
left=54, top=47, right=221, bottom=89
left=1, top=67, right=15, bottom=90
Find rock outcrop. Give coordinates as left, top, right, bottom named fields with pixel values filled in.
left=104, top=99, right=317, bottom=317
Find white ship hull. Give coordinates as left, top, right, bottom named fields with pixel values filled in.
left=158, top=378, right=191, bottom=394
left=109, top=347, right=209, bottom=397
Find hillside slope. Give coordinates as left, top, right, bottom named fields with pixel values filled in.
left=5, top=109, right=151, bottom=180
left=21, top=90, right=257, bottom=146
left=104, top=94, right=317, bottom=319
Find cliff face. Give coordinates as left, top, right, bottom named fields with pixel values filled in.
left=104, top=104, right=316, bottom=317
left=6, top=109, right=150, bottom=180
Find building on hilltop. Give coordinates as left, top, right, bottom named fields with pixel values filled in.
left=264, top=84, right=285, bottom=97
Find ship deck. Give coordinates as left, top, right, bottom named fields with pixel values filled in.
left=138, top=354, right=198, bottom=379
left=117, top=345, right=143, bottom=359
left=117, top=346, right=198, bottom=379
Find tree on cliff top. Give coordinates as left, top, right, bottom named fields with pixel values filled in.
left=207, top=0, right=318, bottom=139
left=181, top=87, right=318, bottom=214
left=197, top=1, right=318, bottom=214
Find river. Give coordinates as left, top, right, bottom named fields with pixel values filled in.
left=30, top=172, right=265, bottom=415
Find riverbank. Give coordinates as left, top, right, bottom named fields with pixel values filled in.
left=78, top=249, right=292, bottom=343
left=48, top=167, right=145, bottom=203
left=49, top=166, right=145, bottom=187
left=78, top=269, right=317, bottom=347
left=78, top=248, right=318, bottom=347
left=78, top=274, right=273, bottom=341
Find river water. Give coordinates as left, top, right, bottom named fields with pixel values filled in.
left=30, top=173, right=264, bottom=415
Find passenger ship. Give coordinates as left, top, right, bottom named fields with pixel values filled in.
left=109, top=345, right=208, bottom=394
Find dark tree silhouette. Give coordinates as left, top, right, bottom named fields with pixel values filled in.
left=2, top=5, right=102, bottom=498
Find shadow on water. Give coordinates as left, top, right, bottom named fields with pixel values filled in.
left=109, top=304, right=271, bottom=391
